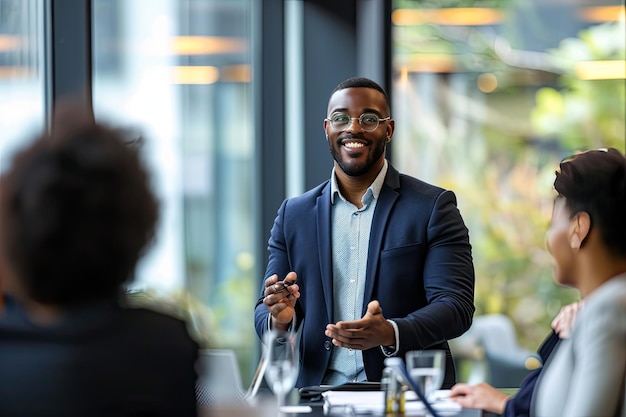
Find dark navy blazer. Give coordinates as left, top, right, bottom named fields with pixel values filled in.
left=254, top=163, right=475, bottom=388
left=503, top=331, right=561, bottom=417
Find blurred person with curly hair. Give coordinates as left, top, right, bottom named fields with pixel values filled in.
left=0, top=108, right=199, bottom=417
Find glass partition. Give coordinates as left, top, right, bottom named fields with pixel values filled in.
left=391, top=0, right=624, bottom=352
left=0, top=0, right=45, bottom=170
left=92, top=0, right=257, bottom=381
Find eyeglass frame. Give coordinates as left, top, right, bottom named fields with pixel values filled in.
left=325, top=112, right=392, bottom=132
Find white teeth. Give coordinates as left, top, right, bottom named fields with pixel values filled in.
left=344, top=142, right=365, bottom=148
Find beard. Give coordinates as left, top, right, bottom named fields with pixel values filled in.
left=329, top=133, right=387, bottom=177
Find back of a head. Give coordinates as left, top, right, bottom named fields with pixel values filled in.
left=0, top=112, right=159, bottom=306
left=554, top=147, right=626, bottom=257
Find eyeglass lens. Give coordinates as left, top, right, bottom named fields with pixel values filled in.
left=329, top=113, right=386, bottom=132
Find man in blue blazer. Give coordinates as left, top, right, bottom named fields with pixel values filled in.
left=254, top=77, right=475, bottom=389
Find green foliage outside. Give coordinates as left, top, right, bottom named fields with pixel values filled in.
left=393, top=4, right=624, bottom=354
left=531, top=20, right=625, bottom=150
left=472, top=19, right=625, bottom=349
left=394, top=0, right=511, bottom=9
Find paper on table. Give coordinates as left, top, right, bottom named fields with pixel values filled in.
left=322, top=390, right=384, bottom=414
left=322, top=390, right=462, bottom=416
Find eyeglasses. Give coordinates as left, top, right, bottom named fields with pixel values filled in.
left=325, top=112, right=391, bottom=132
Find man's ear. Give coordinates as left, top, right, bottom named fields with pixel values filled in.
left=386, top=119, right=395, bottom=143
left=570, top=211, right=591, bottom=249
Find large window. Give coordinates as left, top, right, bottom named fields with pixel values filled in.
left=0, top=0, right=45, bottom=170
left=92, top=0, right=257, bottom=380
left=4, top=0, right=623, bottom=389
left=391, top=0, right=625, bottom=350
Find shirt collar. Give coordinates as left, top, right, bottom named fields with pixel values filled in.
left=331, top=159, right=388, bottom=205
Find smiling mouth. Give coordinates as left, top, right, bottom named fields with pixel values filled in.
left=344, top=141, right=366, bottom=149
left=339, top=136, right=369, bottom=149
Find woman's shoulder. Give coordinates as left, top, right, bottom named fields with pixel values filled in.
left=574, top=275, right=626, bottom=339
left=584, top=274, right=626, bottom=313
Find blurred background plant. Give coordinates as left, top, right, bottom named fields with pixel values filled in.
left=126, top=287, right=219, bottom=349
left=125, top=262, right=258, bottom=382
left=472, top=18, right=625, bottom=349
left=531, top=19, right=625, bottom=149
left=392, top=1, right=625, bottom=357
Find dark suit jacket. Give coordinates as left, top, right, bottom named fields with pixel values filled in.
left=254, top=162, right=475, bottom=388
left=0, top=296, right=199, bottom=417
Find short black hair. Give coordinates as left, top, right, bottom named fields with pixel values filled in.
left=0, top=114, right=159, bottom=306
left=331, top=77, right=391, bottom=113
left=554, top=148, right=626, bottom=257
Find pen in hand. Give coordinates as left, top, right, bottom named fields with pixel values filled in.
left=275, top=279, right=295, bottom=295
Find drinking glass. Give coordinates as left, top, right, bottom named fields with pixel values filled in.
left=263, top=329, right=299, bottom=414
left=405, top=350, right=446, bottom=402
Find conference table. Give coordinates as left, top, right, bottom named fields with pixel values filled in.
left=209, top=388, right=486, bottom=417
left=289, top=400, right=483, bottom=417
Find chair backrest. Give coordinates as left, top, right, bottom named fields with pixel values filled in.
left=450, top=314, right=542, bottom=388
left=469, top=314, right=541, bottom=387
left=470, top=314, right=522, bottom=355
left=196, top=349, right=247, bottom=406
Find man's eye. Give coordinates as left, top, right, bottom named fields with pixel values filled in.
left=332, top=114, right=350, bottom=124
left=361, top=114, right=378, bottom=124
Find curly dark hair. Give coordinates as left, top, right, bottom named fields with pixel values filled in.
left=331, top=77, right=391, bottom=113
left=0, top=117, right=159, bottom=306
left=554, top=147, right=626, bottom=258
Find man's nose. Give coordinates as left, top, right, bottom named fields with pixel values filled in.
left=345, top=117, right=363, bottom=132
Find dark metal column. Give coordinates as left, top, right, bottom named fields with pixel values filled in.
left=255, top=0, right=286, bottom=277
left=44, top=0, right=93, bottom=129
left=301, top=0, right=358, bottom=189
left=301, top=0, right=393, bottom=189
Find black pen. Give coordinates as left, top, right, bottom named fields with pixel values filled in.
left=275, top=280, right=295, bottom=294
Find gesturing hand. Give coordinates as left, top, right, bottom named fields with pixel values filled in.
left=325, top=300, right=395, bottom=350
left=551, top=300, right=583, bottom=339
left=262, top=271, right=300, bottom=331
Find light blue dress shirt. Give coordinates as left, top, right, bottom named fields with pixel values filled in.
left=322, top=160, right=389, bottom=385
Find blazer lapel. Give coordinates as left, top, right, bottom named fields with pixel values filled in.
left=316, top=183, right=334, bottom=322
left=363, top=165, right=400, bottom=311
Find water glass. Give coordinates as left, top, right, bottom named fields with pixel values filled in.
left=405, top=349, right=446, bottom=402
left=263, top=329, right=299, bottom=414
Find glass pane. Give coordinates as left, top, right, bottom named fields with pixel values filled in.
left=391, top=0, right=624, bottom=353
left=0, top=0, right=45, bottom=170
left=92, top=0, right=256, bottom=381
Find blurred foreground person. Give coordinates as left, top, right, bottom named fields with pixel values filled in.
left=0, top=111, right=198, bottom=417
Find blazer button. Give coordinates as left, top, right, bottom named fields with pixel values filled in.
left=324, top=340, right=332, bottom=350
